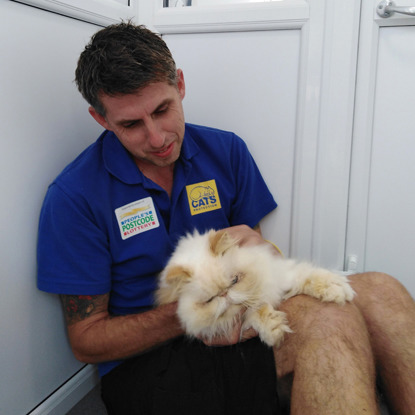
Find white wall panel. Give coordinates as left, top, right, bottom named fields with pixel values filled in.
left=0, top=2, right=103, bottom=413
left=13, top=0, right=138, bottom=26
left=364, top=26, right=415, bottom=296
left=346, top=1, right=415, bottom=297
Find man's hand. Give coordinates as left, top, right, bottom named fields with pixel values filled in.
left=222, top=224, right=264, bottom=247
left=224, top=224, right=282, bottom=256
left=198, top=308, right=258, bottom=346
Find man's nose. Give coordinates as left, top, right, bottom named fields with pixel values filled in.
left=145, top=119, right=165, bottom=148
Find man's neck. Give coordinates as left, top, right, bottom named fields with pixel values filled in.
left=137, top=162, right=175, bottom=197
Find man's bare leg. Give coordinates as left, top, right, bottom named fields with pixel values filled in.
left=349, top=272, right=415, bottom=414
left=275, top=295, right=379, bottom=415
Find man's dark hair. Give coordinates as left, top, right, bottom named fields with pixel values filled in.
left=75, top=22, right=177, bottom=116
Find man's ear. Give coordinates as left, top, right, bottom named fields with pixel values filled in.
left=88, top=106, right=111, bottom=130
left=176, top=69, right=186, bottom=100
left=209, top=230, right=238, bottom=257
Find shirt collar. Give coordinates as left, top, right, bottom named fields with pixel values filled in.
left=102, top=131, right=142, bottom=185
left=180, top=124, right=200, bottom=162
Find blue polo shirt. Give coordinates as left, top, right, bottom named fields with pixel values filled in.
left=37, top=123, right=277, bottom=375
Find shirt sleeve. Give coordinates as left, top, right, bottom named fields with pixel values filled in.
left=228, top=134, right=277, bottom=227
left=37, top=183, right=112, bottom=295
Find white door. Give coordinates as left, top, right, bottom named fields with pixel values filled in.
left=346, top=0, right=415, bottom=297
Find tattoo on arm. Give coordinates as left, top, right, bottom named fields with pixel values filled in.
left=60, top=294, right=108, bottom=325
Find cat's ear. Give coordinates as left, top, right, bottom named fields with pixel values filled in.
left=164, top=265, right=192, bottom=285
left=156, top=265, right=191, bottom=304
left=209, top=230, right=238, bottom=256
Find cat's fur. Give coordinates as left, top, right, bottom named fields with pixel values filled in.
left=156, top=229, right=355, bottom=347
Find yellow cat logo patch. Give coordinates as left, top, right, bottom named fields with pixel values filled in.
left=186, top=180, right=222, bottom=216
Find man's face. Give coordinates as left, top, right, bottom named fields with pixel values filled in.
left=89, top=70, right=186, bottom=170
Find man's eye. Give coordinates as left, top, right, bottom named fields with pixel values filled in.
left=123, top=121, right=137, bottom=129
left=155, top=106, right=168, bottom=115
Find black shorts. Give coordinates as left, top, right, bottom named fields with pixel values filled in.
left=101, top=336, right=280, bottom=415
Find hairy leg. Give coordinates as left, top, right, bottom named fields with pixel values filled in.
left=349, top=272, right=415, bottom=414
left=274, top=295, right=379, bottom=415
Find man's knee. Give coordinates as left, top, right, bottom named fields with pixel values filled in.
left=350, top=271, right=403, bottom=291
left=349, top=271, right=413, bottom=312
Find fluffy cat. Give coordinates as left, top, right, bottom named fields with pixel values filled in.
left=155, top=229, right=355, bottom=347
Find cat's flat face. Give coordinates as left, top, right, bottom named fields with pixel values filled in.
left=156, top=230, right=251, bottom=330
left=180, top=264, right=245, bottom=320
left=172, top=247, right=246, bottom=315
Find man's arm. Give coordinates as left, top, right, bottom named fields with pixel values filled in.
left=60, top=293, right=183, bottom=363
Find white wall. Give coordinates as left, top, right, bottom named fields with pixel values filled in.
left=0, top=2, right=103, bottom=413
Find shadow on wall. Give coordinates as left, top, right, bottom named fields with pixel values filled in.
left=164, top=0, right=192, bottom=6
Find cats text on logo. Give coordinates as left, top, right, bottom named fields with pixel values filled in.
left=186, top=180, right=222, bottom=216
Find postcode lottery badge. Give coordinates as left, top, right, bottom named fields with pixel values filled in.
left=115, top=197, right=159, bottom=240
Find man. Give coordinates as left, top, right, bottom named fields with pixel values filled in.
left=37, top=22, right=415, bottom=414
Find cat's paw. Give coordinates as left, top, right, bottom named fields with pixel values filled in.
left=303, top=270, right=356, bottom=305
left=260, top=309, right=293, bottom=347
left=246, top=306, right=293, bottom=347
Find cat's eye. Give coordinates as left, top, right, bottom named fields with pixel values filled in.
left=231, top=275, right=239, bottom=285
left=206, top=296, right=215, bottom=304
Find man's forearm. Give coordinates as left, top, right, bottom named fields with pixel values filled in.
left=66, top=301, right=183, bottom=364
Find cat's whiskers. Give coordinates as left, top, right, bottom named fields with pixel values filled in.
left=212, top=296, right=229, bottom=321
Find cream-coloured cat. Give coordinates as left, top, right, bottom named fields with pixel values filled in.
left=156, top=229, right=355, bottom=347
